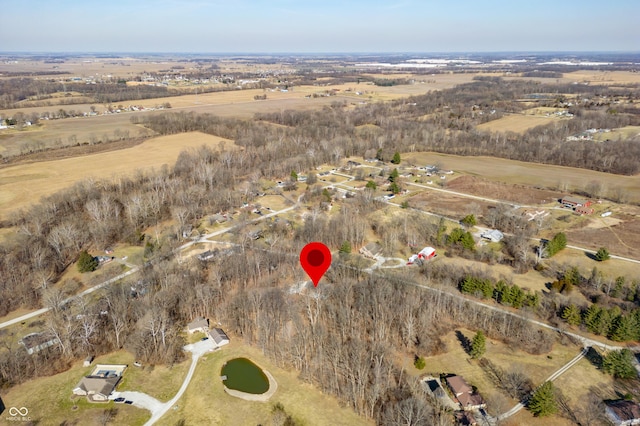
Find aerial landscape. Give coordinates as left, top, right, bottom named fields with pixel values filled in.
left=1, top=1, right=639, bottom=426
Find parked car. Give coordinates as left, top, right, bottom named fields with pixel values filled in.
left=114, top=397, right=125, bottom=403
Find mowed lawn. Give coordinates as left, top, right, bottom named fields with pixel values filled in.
left=0, top=349, right=193, bottom=426
left=157, top=341, right=372, bottom=426
left=0, top=131, right=233, bottom=218
left=405, top=329, right=584, bottom=425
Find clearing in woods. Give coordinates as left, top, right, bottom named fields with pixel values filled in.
left=0, top=131, right=233, bottom=218
left=404, top=152, right=640, bottom=204
left=404, top=328, right=583, bottom=425
left=156, top=340, right=371, bottom=426
left=476, top=113, right=568, bottom=133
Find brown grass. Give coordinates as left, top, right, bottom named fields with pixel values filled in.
left=564, top=71, right=640, bottom=85
left=0, top=350, right=153, bottom=426
left=156, top=340, right=371, bottom=426
left=404, top=152, right=640, bottom=203
left=405, top=329, right=581, bottom=421
left=476, top=113, right=566, bottom=133
left=0, top=131, right=233, bottom=219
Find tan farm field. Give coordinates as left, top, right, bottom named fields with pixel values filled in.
left=564, top=70, right=640, bottom=86
left=405, top=152, right=640, bottom=204
left=476, top=113, right=566, bottom=133
left=0, top=131, right=233, bottom=218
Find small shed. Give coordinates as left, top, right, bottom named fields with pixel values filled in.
left=418, top=247, right=436, bottom=260
left=481, top=229, right=504, bottom=243
left=84, top=355, right=94, bottom=367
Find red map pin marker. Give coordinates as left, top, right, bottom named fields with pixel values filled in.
left=300, top=242, right=332, bottom=287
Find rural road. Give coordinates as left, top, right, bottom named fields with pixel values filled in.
left=497, top=347, right=588, bottom=420
left=0, top=195, right=302, bottom=331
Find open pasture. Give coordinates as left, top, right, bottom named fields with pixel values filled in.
left=593, top=125, right=640, bottom=142
left=476, top=113, right=563, bottom=133
left=405, top=152, right=640, bottom=204
left=564, top=70, right=640, bottom=86
left=157, top=340, right=371, bottom=426
left=0, top=131, right=233, bottom=218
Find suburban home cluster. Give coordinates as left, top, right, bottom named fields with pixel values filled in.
left=187, top=317, right=230, bottom=348
left=72, top=364, right=127, bottom=402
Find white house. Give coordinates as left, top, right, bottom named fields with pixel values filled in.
left=481, top=229, right=504, bottom=243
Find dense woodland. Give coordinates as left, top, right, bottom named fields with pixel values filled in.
left=1, top=75, right=639, bottom=424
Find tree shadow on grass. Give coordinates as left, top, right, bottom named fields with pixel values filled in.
left=455, top=330, right=471, bottom=355
left=585, top=346, right=603, bottom=369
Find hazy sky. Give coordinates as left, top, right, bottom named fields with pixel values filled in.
left=2, top=0, right=638, bottom=53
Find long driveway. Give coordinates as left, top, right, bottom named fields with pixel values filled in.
left=497, top=347, right=588, bottom=421
left=109, top=339, right=215, bottom=425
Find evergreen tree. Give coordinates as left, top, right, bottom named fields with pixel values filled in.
left=602, top=349, right=637, bottom=379
left=470, top=331, right=486, bottom=359
left=77, top=250, right=98, bottom=273
left=461, top=214, right=477, bottom=228
left=609, top=314, right=637, bottom=342
left=546, top=232, right=567, bottom=257
left=339, top=240, right=352, bottom=254
left=365, top=180, right=377, bottom=190
left=388, top=168, right=399, bottom=182
left=389, top=182, right=401, bottom=194
left=595, top=247, right=611, bottom=262
left=561, top=304, right=582, bottom=326
left=290, top=170, right=298, bottom=182
left=414, top=356, right=426, bottom=370
left=528, top=381, right=557, bottom=417
left=391, top=151, right=401, bottom=164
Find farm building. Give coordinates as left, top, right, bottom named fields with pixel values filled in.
left=480, top=229, right=504, bottom=243
left=208, top=328, right=230, bottom=348
left=445, top=375, right=486, bottom=411
left=19, top=332, right=60, bottom=355
left=575, top=205, right=594, bottom=215
left=605, top=400, right=640, bottom=426
left=187, top=317, right=209, bottom=334
left=561, top=196, right=592, bottom=208
left=418, top=247, right=436, bottom=260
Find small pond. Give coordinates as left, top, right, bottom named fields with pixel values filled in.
left=221, top=358, right=270, bottom=394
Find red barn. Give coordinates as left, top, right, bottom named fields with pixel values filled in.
left=418, top=247, right=436, bottom=260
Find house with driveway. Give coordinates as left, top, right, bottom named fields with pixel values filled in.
left=73, top=364, right=127, bottom=402
left=445, top=375, right=486, bottom=411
